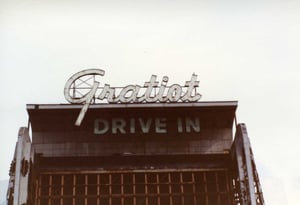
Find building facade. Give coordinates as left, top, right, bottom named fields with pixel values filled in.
left=7, top=102, right=264, bottom=205
left=7, top=69, right=264, bottom=205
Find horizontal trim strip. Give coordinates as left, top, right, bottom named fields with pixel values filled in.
left=27, top=101, right=238, bottom=110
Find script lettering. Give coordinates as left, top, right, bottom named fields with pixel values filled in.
left=64, top=69, right=202, bottom=126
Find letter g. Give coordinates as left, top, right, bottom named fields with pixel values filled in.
left=64, top=69, right=105, bottom=104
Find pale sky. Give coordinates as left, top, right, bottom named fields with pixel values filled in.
left=1, top=0, right=300, bottom=204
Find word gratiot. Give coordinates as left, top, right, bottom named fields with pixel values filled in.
left=64, top=69, right=201, bottom=104
left=64, top=69, right=202, bottom=126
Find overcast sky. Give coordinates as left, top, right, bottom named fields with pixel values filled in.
left=1, top=0, right=300, bottom=204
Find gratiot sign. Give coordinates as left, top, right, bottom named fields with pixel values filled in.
left=64, top=69, right=202, bottom=126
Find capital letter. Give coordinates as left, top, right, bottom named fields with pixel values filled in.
left=139, top=118, right=152, bottom=133
left=155, top=118, right=167, bottom=133
left=94, top=119, right=109, bottom=134
left=64, top=69, right=105, bottom=126
left=112, top=118, right=126, bottom=134
left=185, top=117, right=200, bottom=133
left=64, top=69, right=105, bottom=104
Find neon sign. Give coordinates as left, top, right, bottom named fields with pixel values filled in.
left=64, top=69, right=202, bottom=126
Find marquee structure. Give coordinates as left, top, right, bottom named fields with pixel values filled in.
left=7, top=70, right=264, bottom=205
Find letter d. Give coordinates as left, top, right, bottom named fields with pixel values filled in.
left=94, top=119, right=109, bottom=134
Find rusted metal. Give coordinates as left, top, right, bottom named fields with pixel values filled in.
left=8, top=101, right=265, bottom=205
left=231, top=124, right=265, bottom=205
left=35, top=169, right=232, bottom=205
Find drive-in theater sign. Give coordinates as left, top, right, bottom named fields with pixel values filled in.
left=7, top=69, right=264, bottom=205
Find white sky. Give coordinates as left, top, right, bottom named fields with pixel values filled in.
left=0, top=0, right=300, bottom=204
